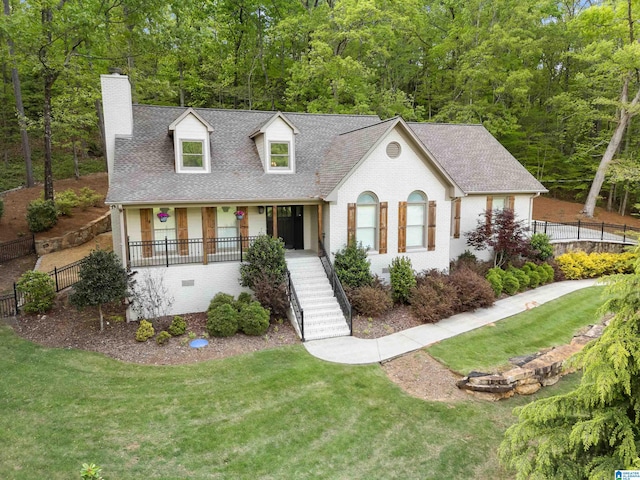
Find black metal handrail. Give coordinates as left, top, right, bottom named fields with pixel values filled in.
left=531, top=220, right=640, bottom=244
left=286, top=270, right=304, bottom=342
left=318, top=240, right=352, bottom=336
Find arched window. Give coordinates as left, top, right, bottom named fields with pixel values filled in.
left=407, top=191, right=426, bottom=248
left=357, top=192, right=378, bottom=250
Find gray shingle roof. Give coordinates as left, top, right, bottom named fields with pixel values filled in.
left=106, top=106, right=546, bottom=204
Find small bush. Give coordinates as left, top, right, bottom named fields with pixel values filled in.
left=238, top=302, right=270, bottom=336
left=251, top=272, right=289, bottom=318
left=54, top=188, right=80, bottom=216
left=237, top=291, right=253, bottom=307
left=80, top=463, right=104, bottom=480
left=527, top=270, right=541, bottom=288
left=16, top=270, right=56, bottom=314
left=26, top=199, right=58, bottom=232
left=334, top=242, right=373, bottom=288
left=529, top=233, right=554, bottom=261
left=208, top=292, right=236, bottom=312
left=389, top=256, right=416, bottom=304
left=168, top=315, right=187, bottom=336
left=540, top=263, right=555, bottom=284
left=239, top=234, right=287, bottom=288
left=409, top=278, right=458, bottom=323
left=207, top=304, right=239, bottom=337
left=135, top=320, right=155, bottom=342
left=349, top=285, right=393, bottom=317
left=502, top=272, right=520, bottom=295
left=508, top=267, right=530, bottom=291
left=556, top=251, right=636, bottom=279
left=486, top=272, right=503, bottom=297
left=78, top=187, right=102, bottom=209
left=447, top=267, right=495, bottom=311
left=450, top=251, right=491, bottom=277
left=156, top=330, right=172, bottom=345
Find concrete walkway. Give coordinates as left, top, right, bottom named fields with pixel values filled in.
left=304, top=279, right=601, bottom=365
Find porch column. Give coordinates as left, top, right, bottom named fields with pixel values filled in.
left=272, top=205, right=278, bottom=238
left=317, top=203, right=323, bottom=251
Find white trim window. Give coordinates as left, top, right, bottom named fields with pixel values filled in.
left=356, top=192, right=378, bottom=250
left=180, top=140, right=205, bottom=170
left=269, top=141, right=290, bottom=169
left=406, top=191, right=426, bottom=248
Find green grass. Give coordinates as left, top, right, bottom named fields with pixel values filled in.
left=0, top=324, right=580, bottom=479
left=427, top=286, right=605, bottom=374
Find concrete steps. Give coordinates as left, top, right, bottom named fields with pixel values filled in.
left=287, top=255, right=350, bottom=341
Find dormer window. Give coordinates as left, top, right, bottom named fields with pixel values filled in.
left=270, top=142, right=290, bottom=169
left=181, top=140, right=204, bottom=169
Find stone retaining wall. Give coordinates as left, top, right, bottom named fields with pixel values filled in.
left=456, top=322, right=606, bottom=400
left=35, top=212, right=112, bottom=255
left=552, top=240, right=628, bottom=256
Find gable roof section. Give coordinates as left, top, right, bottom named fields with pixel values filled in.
left=249, top=111, right=300, bottom=137
left=319, top=117, right=462, bottom=199
left=168, top=107, right=214, bottom=132
left=408, top=123, right=547, bottom=194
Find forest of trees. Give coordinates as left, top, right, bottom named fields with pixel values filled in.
left=1, top=0, right=639, bottom=213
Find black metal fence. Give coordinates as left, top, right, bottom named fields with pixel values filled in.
left=318, top=240, right=353, bottom=336
left=287, top=270, right=304, bottom=342
left=531, top=220, right=640, bottom=244
left=0, top=234, right=35, bottom=262
left=0, top=259, right=85, bottom=318
left=127, top=236, right=260, bottom=268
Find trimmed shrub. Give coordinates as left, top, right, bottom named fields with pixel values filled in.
left=502, top=272, right=520, bottom=295
left=135, top=320, right=155, bottom=342
left=236, top=291, right=253, bottom=307
left=168, top=315, right=187, bottom=336
left=334, top=242, right=373, bottom=288
left=238, top=302, right=270, bottom=336
left=207, top=304, right=239, bottom=337
left=389, top=256, right=416, bottom=304
left=16, top=270, right=56, bottom=314
left=556, top=251, right=636, bottom=279
left=156, top=330, right=172, bottom=345
left=349, top=285, right=393, bottom=317
left=251, top=272, right=289, bottom=318
left=78, top=187, right=102, bottom=209
left=529, top=233, right=554, bottom=261
left=208, top=293, right=236, bottom=311
left=486, top=272, right=503, bottom=297
left=409, top=280, right=458, bottom=323
left=540, top=263, right=555, bottom=284
left=447, top=267, right=495, bottom=311
left=26, top=199, right=57, bottom=232
left=527, top=270, right=541, bottom=288
left=508, top=267, right=530, bottom=292
left=239, top=234, right=287, bottom=288
left=54, top=188, right=80, bottom=216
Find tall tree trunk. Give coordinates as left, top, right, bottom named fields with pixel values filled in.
left=72, top=140, right=79, bottom=179
left=582, top=76, right=640, bottom=217
left=620, top=185, right=629, bottom=216
left=3, top=0, right=34, bottom=187
left=607, top=183, right=615, bottom=212
left=43, top=72, right=55, bottom=201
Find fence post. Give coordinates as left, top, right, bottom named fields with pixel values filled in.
left=577, top=220, right=581, bottom=240
left=240, top=236, right=243, bottom=261
left=533, top=221, right=537, bottom=234
left=54, top=266, right=59, bottom=292
left=601, top=222, right=604, bottom=241
left=13, top=282, right=19, bottom=316
left=31, top=233, right=35, bottom=254
left=544, top=221, right=548, bottom=234
left=165, top=237, right=169, bottom=267
left=624, top=225, right=627, bottom=243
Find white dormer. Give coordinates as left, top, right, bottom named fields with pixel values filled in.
left=169, top=108, right=214, bottom=174
left=250, top=112, right=299, bottom=174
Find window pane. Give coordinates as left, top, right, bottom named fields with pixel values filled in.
left=357, top=228, right=375, bottom=250
left=183, top=141, right=203, bottom=154
left=493, top=197, right=506, bottom=210
left=357, top=193, right=377, bottom=204
left=270, top=143, right=288, bottom=155
left=407, top=204, right=424, bottom=226
left=271, top=155, right=289, bottom=167
left=357, top=204, right=376, bottom=228
left=182, top=141, right=203, bottom=168
left=217, top=208, right=237, bottom=228
left=408, top=191, right=425, bottom=202
left=406, top=225, right=424, bottom=247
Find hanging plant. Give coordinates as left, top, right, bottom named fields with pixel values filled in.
left=157, top=211, right=170, bottom=222
left=234, top=210, right=245, bottom=220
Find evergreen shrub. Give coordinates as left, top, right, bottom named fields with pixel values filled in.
left=334, top=242, right=372, bottom=288
left=135, top=320, right=155, bottom=342
left=388, top=256, right=416, bottom=304
left=156, top=330, right=171, bottom=345
left=16, top=270, right=56, bottom=314
left=26, top=199, right=57, bottom=232
left=207, top=304, right=238, bottom=337
left=168, top=315, right=187, bottom=336
left=238, top=302, right=270, bottom=336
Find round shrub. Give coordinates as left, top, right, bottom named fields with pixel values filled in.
left=334, top=242, right=372, bottom=288
left=502, top=272, right=520, bottom=296
left=16, top=270, right=56, bottom=314
left=156, top=330, right=171, bottom=345
left=541, top=263, right=555, bottom=284
left=389, top=256, right=416, bottom=304
left=26, top=199, right=58, bottom=232
left=530, top=233, right=554, bottom=261
left=349, top=285, right=393, bottom=317
left=168, top=315, right=187, bottom=336
left=208, top=292, right=236, bottom=312
left=207, top=304, right=238, bottom=337
left=409, top=279, right=457, bottom=323
left=238, top=302, right=270, bottom=336
left=54, top=188, right=80, bottom=216
left=239, top=234, right=287, bottom=288
left=486, top=273, right=503, bottom=297
left=508, top=267, right=530, bottom=292
left=135, top=320, right=155, bottom=342
left=447, top=267, right=495, bottom=312
left=237, top=291, right=253, bottom=307
left=527, top=270, right=541, bottom=288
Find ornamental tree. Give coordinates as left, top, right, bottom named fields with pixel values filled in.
left=465, top=208, right=532, bottom=267
left=499, top=244, right=640, bottom=479
left=70, top=249, right=130, bottom=331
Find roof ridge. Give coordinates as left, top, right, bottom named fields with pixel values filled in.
left=338, top=116, right=398, bottom=136
left=407, top=121, right=484, bottom=127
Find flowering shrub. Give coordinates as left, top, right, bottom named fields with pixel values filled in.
left=556, top=251, right=636, bottom=279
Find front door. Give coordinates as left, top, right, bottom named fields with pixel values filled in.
left=267, top=206, right=304, bottom=249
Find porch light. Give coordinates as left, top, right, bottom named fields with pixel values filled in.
left=222, top=206, right=230, bottom=212
left=258, top=206, right=265, bottom=214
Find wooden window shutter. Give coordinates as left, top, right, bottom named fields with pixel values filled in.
left=378, top=202, right=388, bottom=254
left=238, top=206, right=249, bottom=248
left=139, top=208, right=153, bottom=258
left=507, top=195, right=515, bottom=211
left=485, top=195, right=493, bottom=225
left=175, top=208, right=189, bottom=256
left=453, top=197, right=461, bottom=239
left=202, top=207, right=217, bottom=258
left=428, top=201, right=437, bottom=251
left=398, top=201, right=407, bottom=253
left=347, top=203, right=356, bottom=245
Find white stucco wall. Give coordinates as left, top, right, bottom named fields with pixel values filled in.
left=327, top=127, right=452, bottom=278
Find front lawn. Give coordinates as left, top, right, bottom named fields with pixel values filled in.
left=427, top=286, right=605, bottom=374
left=0, top=323, right=579, bottom=479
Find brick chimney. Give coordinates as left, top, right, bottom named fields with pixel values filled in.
left=100, top=73, right=133, bottom=178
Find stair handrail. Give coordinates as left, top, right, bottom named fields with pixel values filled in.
left=318, top=240, right=353, bottom=335
left=286, top=269, right=305, bottom=342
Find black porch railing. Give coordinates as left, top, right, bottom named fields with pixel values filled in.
left=127, top=236, right=260, bottom=268
left=0, top=234, right=35, bottom=262
left=318, top=240, right=352, bottom=336
left=287, top=270, right=304, bottom=342
left=531, top=220, right=640, bottom=244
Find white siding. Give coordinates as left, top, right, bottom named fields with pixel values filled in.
left=173, top=114, right=211, bottom=173
left=263, top=117, right=295, bottom=173
left=100, top=74, right=133, bottom=178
